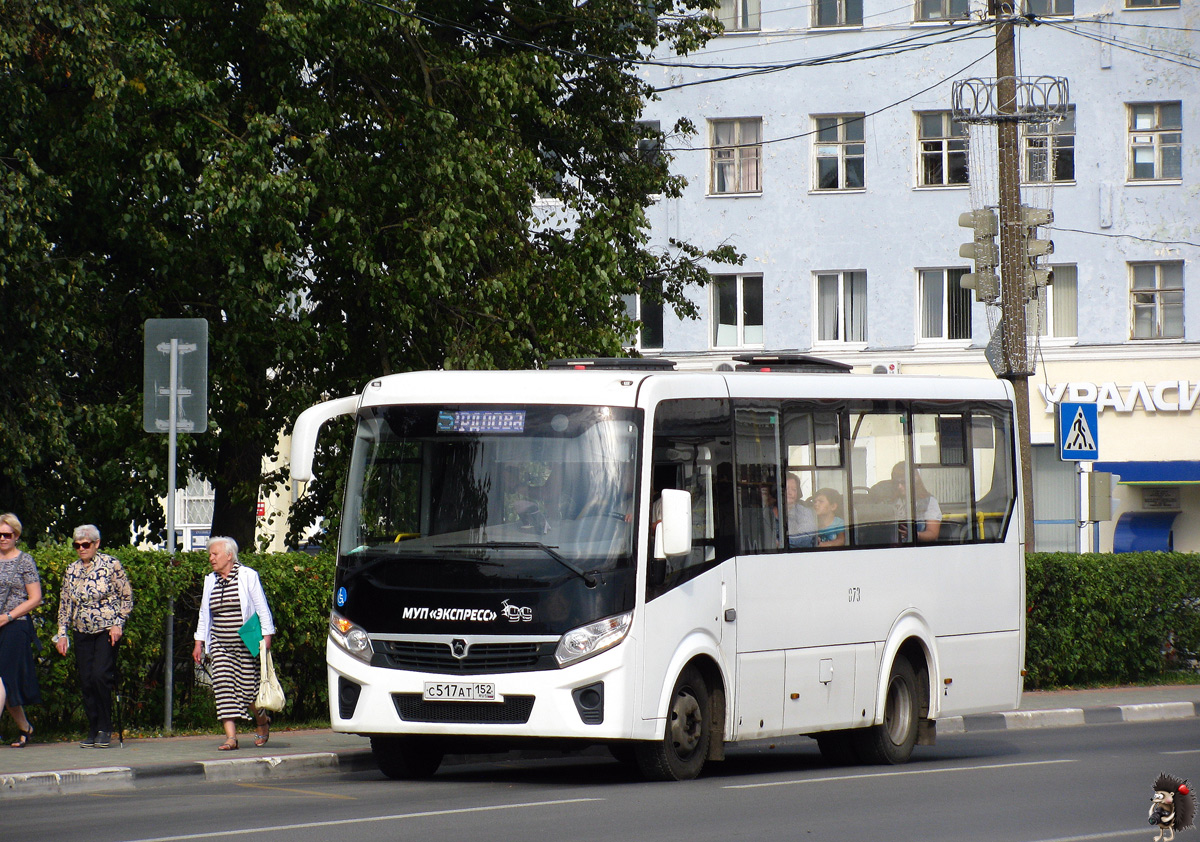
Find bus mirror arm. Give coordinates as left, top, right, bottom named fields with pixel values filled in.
left=290, top=395, right=360, bottom=499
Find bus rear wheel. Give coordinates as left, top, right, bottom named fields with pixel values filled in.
left=635, top=666, right=711, bottom=781
left=371, top=736, right=444, bottom=780
left=853, top=656, right=918, bottom=765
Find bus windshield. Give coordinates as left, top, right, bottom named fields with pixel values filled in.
left=340, top=404, right=642, bottom=577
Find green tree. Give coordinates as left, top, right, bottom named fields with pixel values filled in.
left=0, top=0, right=739, bottom=549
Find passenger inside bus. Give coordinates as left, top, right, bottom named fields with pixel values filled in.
left=783, top=474, right=817, bottom=548
left=892, top=463, right=942, bottom=542
left=811, top=487, right=846, bottom=547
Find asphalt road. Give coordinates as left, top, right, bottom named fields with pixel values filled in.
left=10, top=718, right=1200, bottom=842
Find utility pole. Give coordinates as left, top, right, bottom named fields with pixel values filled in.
left=993, top=3, right=1036, bottom=551
left=954, top=7, right=1067, bottom=553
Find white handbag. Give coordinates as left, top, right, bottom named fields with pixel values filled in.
left=256, top=640, right=286, bottom=712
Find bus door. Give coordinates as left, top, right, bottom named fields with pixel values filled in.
left=640, top=395, right=736, bottom=724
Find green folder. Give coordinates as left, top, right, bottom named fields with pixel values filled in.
left=238, top=613, right=263, bottom=654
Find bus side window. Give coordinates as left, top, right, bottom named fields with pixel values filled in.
left=734, top=405, right=783, bottom=553
left=782, top=405, right=847, bottom=549
left=847, top=410, right=907, bottom=547
left=648, top=399, right=734, bottom=600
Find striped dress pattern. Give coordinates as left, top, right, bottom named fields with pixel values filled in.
left=209, top=566, right=259, bottom=720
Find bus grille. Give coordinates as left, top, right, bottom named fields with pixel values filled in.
left=392, top=693, right=536, bottom=724
left=373, top=640, right=552, bottom=674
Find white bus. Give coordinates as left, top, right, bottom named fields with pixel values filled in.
left=290, top=356, right=1024, bottom=780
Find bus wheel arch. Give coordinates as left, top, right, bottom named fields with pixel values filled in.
left=856, top=638, right=931, bottom=765
left=635, top=656, right=725, bottom=780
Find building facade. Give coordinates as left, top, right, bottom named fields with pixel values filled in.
left=636, top=0, right=1199, bottom=551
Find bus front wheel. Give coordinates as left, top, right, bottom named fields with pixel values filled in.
left=635, top=666, right=711, bottom=781
left=853, top=656, right=918, bottom=765
left=371, top=736, right=444, bottom=780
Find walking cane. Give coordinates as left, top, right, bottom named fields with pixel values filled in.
left=113, top=637, right=124, bottom=748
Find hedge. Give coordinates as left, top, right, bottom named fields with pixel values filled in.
left=1025, top=552, right=1200, bottom=689
left=21, top=546, right=334, bottom=735
left=10, top=548, right=1200, bottom=734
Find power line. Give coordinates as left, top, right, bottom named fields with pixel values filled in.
left=664, top=42, right=997, bottom=152
left=1036, top=18, right=1200, bottom=69
left=1055, top=15, right=1200, bottom=35
left=1048, top=226, right=1200, bottom=249
left=651, top=23, right=995, bottom=91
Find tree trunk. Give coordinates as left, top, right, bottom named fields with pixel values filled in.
left=209, top=434, right=262, bottom=551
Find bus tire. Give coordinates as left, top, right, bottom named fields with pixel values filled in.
left=371, top=736, right=443, bottom=780
left=635, top=666, right=711, bottom=781
left=853, top=656, right=918, bottom=765
left=815, top=730, right=860, bottom=766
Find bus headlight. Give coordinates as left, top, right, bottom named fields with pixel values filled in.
left=330, top=611, right=373, bottom=664
left=555, top=612, right=632, bottom=667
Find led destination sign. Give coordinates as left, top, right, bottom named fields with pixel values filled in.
left=436, top=409, right=526, bottom=433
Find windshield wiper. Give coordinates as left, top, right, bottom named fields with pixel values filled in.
left=341, top=549, right=501, bottom=583
left=440, top=541, right=597, bottom=588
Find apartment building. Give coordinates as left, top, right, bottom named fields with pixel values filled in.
left=634, top=0, right=1199, bottom=551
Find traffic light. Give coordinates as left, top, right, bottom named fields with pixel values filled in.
left=1020, top=205, right=1054, bottom=298
left=959, top=208, right=999, bottom=302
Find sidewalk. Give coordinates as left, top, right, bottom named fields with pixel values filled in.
left=4, top=685, right=1200, bottom=798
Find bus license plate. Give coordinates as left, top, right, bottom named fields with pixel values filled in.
left=422, top=682, right=498, bottom=702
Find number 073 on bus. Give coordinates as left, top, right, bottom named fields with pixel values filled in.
left=289, top=356, right=1025, bottom=781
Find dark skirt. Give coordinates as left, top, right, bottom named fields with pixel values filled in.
left=0, top=619, right=41, bottom=706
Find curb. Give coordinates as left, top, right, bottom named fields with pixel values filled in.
left=0, top=750, right=374, bottom=800
left=937, top=701, right=1200, bottom=734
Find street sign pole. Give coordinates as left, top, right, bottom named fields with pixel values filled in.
left=144, top=318, right=207, bottom=733
left=164, top=339, right=179, bottom=732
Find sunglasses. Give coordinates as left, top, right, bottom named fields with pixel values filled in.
left=73, top=541, right=94, bottom=550
left=0, top=532, right=14, bottom=539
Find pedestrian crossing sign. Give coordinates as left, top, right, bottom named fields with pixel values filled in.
left=1058, top=401, right=1099, bottom=461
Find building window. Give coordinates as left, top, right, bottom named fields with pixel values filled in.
left=815, top=271, right=867, bottom=343
left=918, top=112, right=968, bottom=187
left=1024, top=108, right=1075, bottom=183
left=712, top=274, right=764, bottom=347
left=917, top=0, right=969, bottom=21
left=1126, top=0, right=1178, bottom=7
left=1129, top=103, right=1182, bottom=181
left=1030, top=264, right=1078, bottom=338
left=814, top=0, right=863, bottom=27
left=717, top=0, right=760, bottom=32
left=1025, top=0, right=1074, bottom=13
left=814, top=115, right=866, bottom=191
left=920, top=268, right=972, bottom=340
left=1131, top=262, right=1183, bottom=339
left=711, top=119, right=763, bottom=195
left=622, top=281, right=664, bottom=350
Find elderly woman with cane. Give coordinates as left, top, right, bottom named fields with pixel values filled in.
left=192, top=536, right=275, bottom=751
left=55, top=524, right=134, bottom=748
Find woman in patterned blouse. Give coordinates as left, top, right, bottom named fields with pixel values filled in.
left=55, top=525, right=134, bottom=748
left=0, top=512, right=43, bottom=747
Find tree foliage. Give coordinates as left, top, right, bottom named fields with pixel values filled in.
left=0, top=0, right=739, bottom=549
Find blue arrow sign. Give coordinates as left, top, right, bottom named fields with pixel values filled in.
left=1058, top=401, right=1099, bottom=461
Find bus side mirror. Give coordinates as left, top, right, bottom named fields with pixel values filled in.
left=654, top=488, right=693, bottom=559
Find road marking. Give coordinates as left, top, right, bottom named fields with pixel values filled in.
left=235, top=782, right=357, bottom=799
left=725, top=758, right=1076, bottom=789
left=116, top=798, right=605, bottom=842
left=1162, top=748, right=1200, bottom=755
left=1016, top=831, right=1147, bottom=842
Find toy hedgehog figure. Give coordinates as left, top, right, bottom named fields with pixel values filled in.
left=1150, top=773, right=1197, bottom=842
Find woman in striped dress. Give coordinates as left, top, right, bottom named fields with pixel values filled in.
left=192, top=537, right=275, bottom=751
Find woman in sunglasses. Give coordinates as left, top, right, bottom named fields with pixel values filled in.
left=0, top=512, right=42, bottom=747
left=55, top=525, right=133, bottom=749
